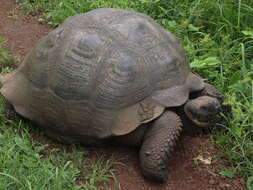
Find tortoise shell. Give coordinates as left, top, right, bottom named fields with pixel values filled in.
left=0, top=8, right=204, bottom=141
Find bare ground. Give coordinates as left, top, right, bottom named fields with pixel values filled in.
left=0, top=0, right=246, bottom=189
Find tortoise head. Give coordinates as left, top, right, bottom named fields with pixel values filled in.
left=184, top=96, right=221, bottom=127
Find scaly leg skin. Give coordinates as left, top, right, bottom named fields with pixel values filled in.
left=139, top=111, right=182, bottom=182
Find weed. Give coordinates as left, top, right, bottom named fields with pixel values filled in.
left=0, top=37, right=15, bottom=70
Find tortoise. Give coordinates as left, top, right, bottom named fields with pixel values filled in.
left=0, top=8, right=224, bottom=182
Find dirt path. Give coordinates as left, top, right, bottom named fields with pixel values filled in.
left=0, top=0, right=50, bottom=56
left=0, top=1, right=246, bottom=189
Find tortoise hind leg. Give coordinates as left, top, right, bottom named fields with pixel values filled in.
left=139, top=111, right=182, bottom=182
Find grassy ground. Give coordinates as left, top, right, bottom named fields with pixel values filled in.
left=0, top=37, right=116, bottom=190
left=5, top=0, right=253, bottom=189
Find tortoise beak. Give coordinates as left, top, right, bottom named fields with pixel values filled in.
left=191, top=119, right=210, bottom=127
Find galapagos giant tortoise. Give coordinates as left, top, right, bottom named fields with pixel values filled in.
left=0, top=8, right=224, bottom=182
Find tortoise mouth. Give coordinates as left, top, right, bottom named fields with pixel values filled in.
left=191, top=113, right=219, bottom=127
left=191, top=119, right=209, bottom=127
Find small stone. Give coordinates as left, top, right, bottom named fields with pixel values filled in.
left=145, top=151, right=151, bottom=156
left=209, top=179, right=216, bottom=185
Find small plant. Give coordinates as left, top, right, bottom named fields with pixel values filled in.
left=0, top=37, right=15, bottom=71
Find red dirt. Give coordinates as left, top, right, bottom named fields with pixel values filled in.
left=0, top=0, right=50, bottom=56
left=105, top=137, right=245, bottom=190
left=0, top=1, right=246, bottom=189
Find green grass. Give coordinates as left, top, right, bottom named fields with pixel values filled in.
left=0, top=37, right=16, bottom=73
left=9, top=0, right=253, bottom=188
left=0, top=39, right=115, bottom=189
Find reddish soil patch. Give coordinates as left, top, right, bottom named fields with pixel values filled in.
left=104, top=137, right=245, bottom=190
left=0, top=1, right=246, bottom=189
left=0, top=0, right=50, bottom=57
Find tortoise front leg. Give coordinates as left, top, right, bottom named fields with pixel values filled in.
left=139, top=111, right=182, bottom=182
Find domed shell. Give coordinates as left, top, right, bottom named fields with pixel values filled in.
left=0, top=8, right=204, bottom=141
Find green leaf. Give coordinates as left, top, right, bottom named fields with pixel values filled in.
left=231, top=126, right=242, bottom=137
left=219, top=169, right=235, bottom=178
left=247, top=177, right=253, bottom=190
left=190, top=57, right=220, bottom=69
left=188, top=24, right=200, bottom=31
left=229, top=70, right=243, bottom=86
left=242, top=30, right=253, bottom=37
left=203, top=57, right=221, bottom=66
